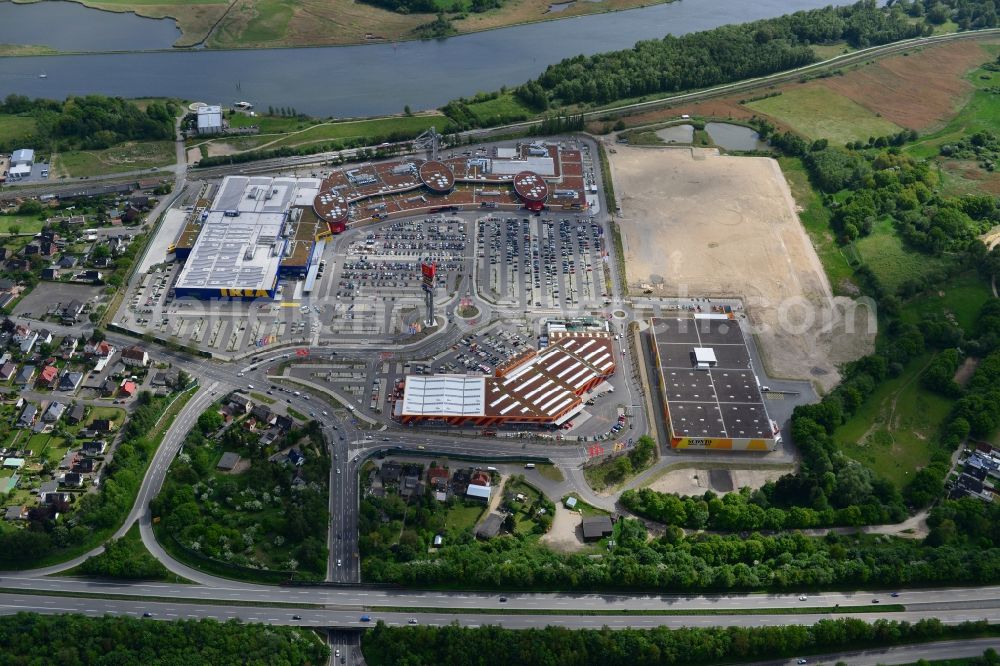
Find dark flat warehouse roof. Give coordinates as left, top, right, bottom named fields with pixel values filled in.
left=650, top=316, right=772, bottom=440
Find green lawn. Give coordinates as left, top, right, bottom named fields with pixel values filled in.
left=899, top=272, right=994, bottom=335
left=445, top=503, right=484, bottom=532
left=0, top=114, right=38, bottom=146
left=853, top=218, right=951, bottom=293
left=86, top=407, right=126, bottom=427
left=53, top=141, right=175, bottom=177
left=562, top=494, right=610, bottom=517
left=834, top=353, right=954, bottom=488
left=0, top=215, right=45, bottom=235
left=778, top=156, right=857, bottom=294
left=265, top=115, right=447, bottom=150
left=747, top=85, right=902, bottom=144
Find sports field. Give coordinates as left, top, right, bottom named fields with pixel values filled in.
left=608, top=146, right=874, bottom=389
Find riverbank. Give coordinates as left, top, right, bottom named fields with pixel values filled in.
left=4, top=0, right=677, bottom=51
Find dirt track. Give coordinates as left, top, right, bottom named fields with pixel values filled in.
left=608, top=145, right=874, bottom=390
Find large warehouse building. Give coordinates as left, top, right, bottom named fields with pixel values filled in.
left=396, top=331, right=616, bottom=427
left=173, top=176, right=321, bottom=299
left=649, top=315, right=780, bottom=451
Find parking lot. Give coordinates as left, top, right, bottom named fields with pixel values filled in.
left=477, top=216, right=609, bottom=311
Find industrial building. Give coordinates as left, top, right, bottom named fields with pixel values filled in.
left=649, top=315, right=779, bottom=451
left=396, top=330, right=616, bottom=427
left=7, top=148, right=35, bottom=181
left=197, top=105, right=224, bottom=135
left=173, top=176, right=322, bottom=299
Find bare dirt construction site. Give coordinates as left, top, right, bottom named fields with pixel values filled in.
left=608, top=145, right=874, bottom=390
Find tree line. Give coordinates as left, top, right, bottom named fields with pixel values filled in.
left=0, top=613, right=328, bottom=665
left=362, top=618, right=999, bottom=666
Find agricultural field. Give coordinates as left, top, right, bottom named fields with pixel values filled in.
left=833, top=353, right=954, bottom=489
left=52, top=141, right=175, bottom=178
left=746, top=85, right=902, bottom=145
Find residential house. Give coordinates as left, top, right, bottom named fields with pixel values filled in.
left=14, top=365, right=35, bottom=385
left=37, top=329, right=52, bottom=345
left=57, top=255, right=78, bottom=269
left=59, top=335, right=78, bottom=358
left=81, top=440, right=106, bottom=456
left=38, top=480, right=58, bottom=499
left=119, top=380, right=137, bottom=398
left=59, top=371, right=84, bottom=392
left=44, top=492, right=72, bottom=509
left=100, top=378, right=116, bottom=397
left=217, top=452, right=241, bottom=471
left=61, top=301, right=85, bottom=324
left=84, top=339, right=113, bottom=359
left=121, top=345, right=149, bottom=367
left=427, top=466, right=449, bottom=491
left=151, top=370, right=178, bottom=388
left=380, top=461, right=403, bottom=484
left=61, top=472, right=83, bottom=487
left=0, top=361, right=16, bottom=381
left=466, top=484, right=492, bottom=503
left=17, top=402, right=38, bottom=428
left=400, top=473, right=423, bottom=501
left=0, top=278, right=11, bottom=292
left=79, top=270, right=103, bottom=284
left=43, top=401, right=66, bottom=422
left=251, top=404, right=276, bottom=426
left=274, top=414, right=293, bottom=431
left=38, top=365, right=58, bottom=387
left=59, top=450, right=77, bottom=469
left=73, top=458, right=96, bottom=473
left=67, top=403, right=86, bottom=424
left=4, top=505, right=26, bottom=521
left=18, top=330, right=38, bottom=354
left=12, top=324, right=32, bottom=344
left=475, top=512, right=504, bottom=540
left=228, top=393, right=253, bottom=414
left=41, top=268, right=59, bottom=281
left=287, top=449, right=305, bottom=467
left=91, top=418, right=115, bottom=432
left=581, top=515, right=614, bottom=541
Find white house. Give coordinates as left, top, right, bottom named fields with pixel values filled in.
left=197, top=106, right=223, bottom=135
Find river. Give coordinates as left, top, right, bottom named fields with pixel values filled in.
left=0, top=0, right=838, bottom=117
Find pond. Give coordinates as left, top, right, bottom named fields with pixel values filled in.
left=655, top=124, right=694, bottom=144
left=705, top=122, right=768, bottom=151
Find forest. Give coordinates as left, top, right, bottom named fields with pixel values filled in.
left=0, top=94, right=177, bottom=151
left=362, top=618, right=999, bottom=666
left=0, top=613, right=328, bottom=665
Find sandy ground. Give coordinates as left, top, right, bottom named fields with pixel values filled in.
left=608, top=146, right=874, bottom=389
left=540, top=504, right=586, bottom=553
left=647, top=467, right=787, bottom=496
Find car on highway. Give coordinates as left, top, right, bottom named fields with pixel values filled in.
left=797, top=595, right=807, bottom=601
left=337, top=558, right=342, bottom=566
left=408, top=618, right=418, bottom=624
left=142, top=612, right=153, bottom=618
left=891, top=592, right=900, bottom=597
left=337, top=468, right=341, bottom=474
left=499, top=596, right=508, bottom=603
left=417, top=445, right=425, bottom=450
left=360, top=615, right=371, bottom=622
left=292, top=615, right=302, bottom=620
left=797, top=660, right=807, bottom=664
left=871, top=598, right=880, bottom=604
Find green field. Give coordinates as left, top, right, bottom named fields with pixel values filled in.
left=834, top=353, right=953, bottom=488
left=264, top=115, right=446, bottom=150
left=463, top=93, right=534, bottom=126
left=444, top=503, right=485, bottom=532
left=747, top=85, right=903, bottom=144
left=53, top=141, right=175, bottom=177
left=853, top=218, right=951, bottom=293
left=0, top=114, right=38, bottom=146
left=778, top=157, right=857, bottom=294
left=0, top=215, right=45, bottom=235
